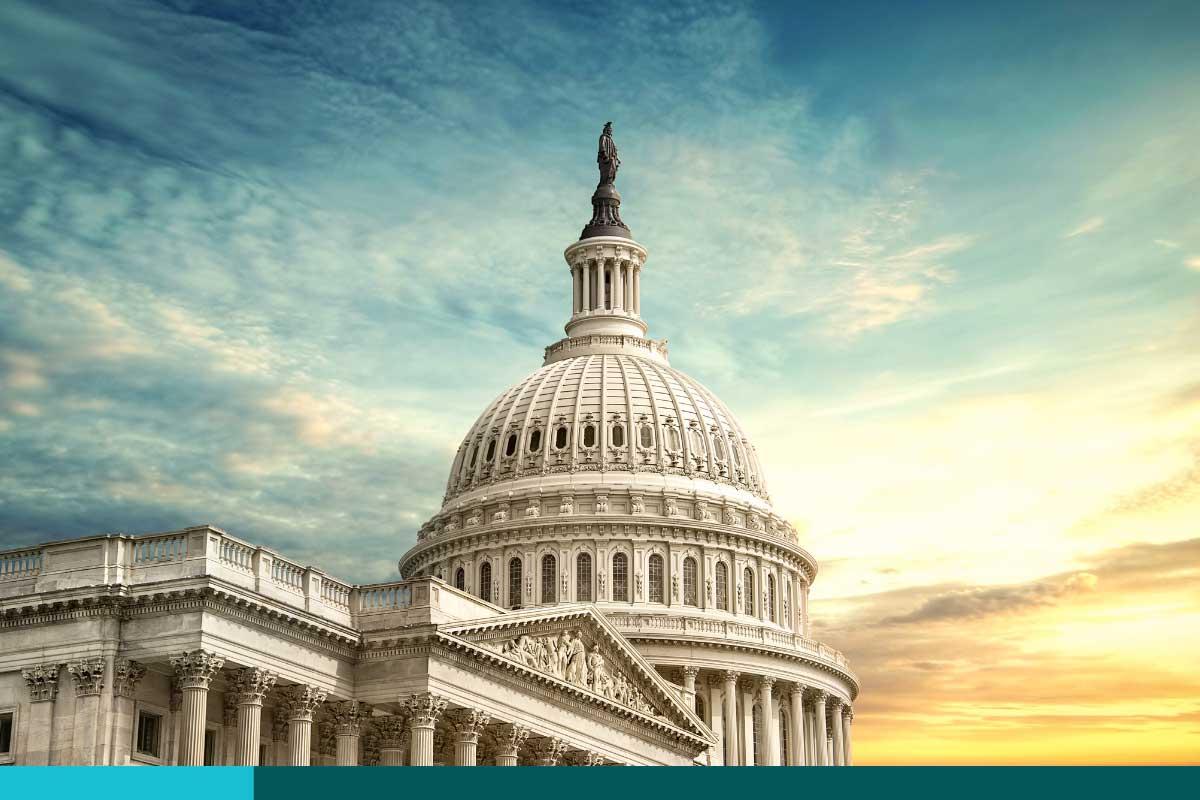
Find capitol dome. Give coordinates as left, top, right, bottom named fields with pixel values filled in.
left=398, top=124, right=857, bottom=766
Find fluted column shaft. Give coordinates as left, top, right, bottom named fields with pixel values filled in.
left=582, top=262, right=591, bottom=311
left=450, top=708, right=489, bottom=766
left=336, top=732, right=358, bottom=766
left=236, top=698, right=263, bottom=765
left=171, top=650, right=224, bottom=767
left=789, top=688, right=806, bottom=766
left=288, top=717, right=312, bottom=766
left=633, top=266, right=640, bottom=314
left=722, top=671, right=740, bottom=766
left=831, top=702, right=845, bottom=766
left=760, top=678, right=778, bottom=766
left=681, top=666, right=699, bottom=711
left=812, top=693, right=828, bottom=766
left=405, top=693, right=447, bottom=767
left=843, top=710, right=854, bottom=766
left=376, top=715, right=407, bottom=767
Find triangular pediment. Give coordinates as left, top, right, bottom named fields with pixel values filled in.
left=439, top=606, right=714, bottom=744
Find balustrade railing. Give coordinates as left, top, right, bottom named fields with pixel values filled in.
left=320, top=576, right=351, bottom=610
left=270, top=557, right=305, bottom=592
left=0, top=547, right=42, bottom=580
left=218, top=537, right=254, bottom=572
left=133, top=533, right=188, bottom=565
left=357, top=582, right=412, bottom=612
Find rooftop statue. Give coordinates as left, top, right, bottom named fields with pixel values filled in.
left=598, top=121, right=620, bottom=186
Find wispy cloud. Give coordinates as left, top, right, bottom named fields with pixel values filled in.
left=1064, top=216, right=1105, bottom=238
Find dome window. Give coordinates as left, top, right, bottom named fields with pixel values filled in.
left=665, top=425, right=682, bottom=451
left=648, top=554, right=665, bottom=603
left=504, top=432, right=517, bottom=458
left=468, top=444, right=479, bottom=470
left=554, top=424, right=569, bottom=450
left=732, top=441, right=744, bottom=469
left=712, top=433, right=726, bottom=461
left=688, top=426, right=705, bottom=454
left=485, top=437, right=497, bottom=462
left=611, top=423, right=625, bottom=448
left=639, top=423, right=654, bottom=449
left=528, top=428, right=542, bottom=453
left=582, top=423, right=597, bottom=448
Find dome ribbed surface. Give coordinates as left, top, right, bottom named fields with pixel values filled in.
left=444, top=353, right=769, bottom=503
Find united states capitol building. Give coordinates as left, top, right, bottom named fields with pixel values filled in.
left=0, top=126, right=858, bottom=767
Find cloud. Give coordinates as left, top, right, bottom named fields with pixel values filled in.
left=1153, top=239, right=1180, bottom=249
left=879, top=571, right=1099, bottom=625
left=1186, top=256, right=1200, bottom=271
left=0, top=251, right=33, bottom=291
left=1064, top=216, right=1105, bottom=238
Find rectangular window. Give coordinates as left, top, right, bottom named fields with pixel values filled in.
left=136, top=711, right=163, bottom=758
left=0, top=712, right=13, bottom=755
left=203, top=729, right=217, bottom=766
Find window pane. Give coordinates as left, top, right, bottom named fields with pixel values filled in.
left=505, top=433, right=517, bottom=457
left=454, top=567, right=465, bottom=591
left=480, top=562, right=492, bottom=603
left=541, top=554, right=557, bottom=603
left=0, top=712, right=13, bottom=754
left=683, top=557, right=698, bottom=606
left=639, top=423, right=653, bottom=448
left=744, top=568, right=755, bottom=615
left=768, top=574, right=777, bottom=622
left=583, top=424, right=596, bottom=448
left=509, top=558, right=522, bottom=609
left=529, top=428, right=542, bottom=453
left=136, top=711, right=162, bottom=757
left=716, top=562, right=728, bottom=611
left=611, top=424, right=624, bottom=448
left=203, top=729, right=216, bottom=766
left=612, top=553, right=628, bottom=602
left=576, top=553, right=592, bottom=602
left=485, top=437, right=496, bottom=461
left=554, top=426, right=568, bottom=449
left=648, top=554, right=664, bottom=603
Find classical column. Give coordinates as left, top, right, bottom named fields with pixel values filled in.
left=599, top=259, right=608, bottom=310
left=614, top=261, right=624, bottom=310
left=789, top=686, right=806, bottom=767
left=572, top=265, right=581, bottom=314
left=811, top=691, right=828, bottom=766
left=830, top=698, right=845, bottom=766
left=741, top=680, right=756, bottom=766
left=842, top=707, right=854, bottom=766
left=681, top=666, right=699, bottom=711
left=722, top=671, right=739, bottom=766
left=67, top=657, right=106, bottom=765
left=707, top=675, right=725, bottom=766
left=405, top=692, right=448, bottom=766
left=280, top=684, right=328, bottom=766
left=375, top=715, right=408, bottom=766
left=331, top=700, right=372, bottom=766
left=233, top=667, right=277, bottom=766
left=633, top=266, right=640, bottom=314
left=171, top=650, right=225, bottom=766
left=582, top=261, right=591, bottom=311
left=530, top=736, right=569, bottom=766
left=168, top=679, right=183, bottom=765
left=111, top=659, right=146, bottom=765
left=759, top=677, right=778, bottom=766
left=448, top=708, right=490, bottom=766
left=491, top=722, right=529, bottom=766
left=21, top=664, right=60, bottom=765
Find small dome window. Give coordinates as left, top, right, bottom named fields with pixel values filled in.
left=485, top=437, right=497, bottom=462
left=554, top=425, right=569, bottom=450
left=732, top=441, right=744, bottom=468
left=712, top=433, right=726, bottom=461
left=582, top=423, right=597, bottom=448
left=688, top=427, right=705, bottom=454
left=639, top=423, right=654, bottom=448
left=468, top=444, right=479, bottom=469
left=611, top=423, right=625, bottom=448
left=529, top=428, right=542, bottom=453
left=504, top=432, right=517, bottom=458
left=665, top=426, right=682, bottom=451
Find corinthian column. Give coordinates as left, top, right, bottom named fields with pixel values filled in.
left=681, top=666, right=699, bottom=710
left=843, top=707, right=854, bottom=766
left=829, top=698, right=845, bottom=766
left=332, top=700, right=372, bottom=766
left=530, top=736, right=569, bottom=766
left=21, top=664, right=60, bottom=766
left=449, top=708, right=490, bottom=765
left=759, top=677, right=778, bottom=766
left=67, top=657, right=106, bottom=765
left=491, top=722, right=529, bottom=766
left=722, top=670, right=740, bottom=766
left=111, top=659, right=147, bottom=765
left=405, top=692, right=448, bottom=766
left=280, top=684, right=328, bottom=766
left=171, top=650, right=225, bottom=766
left=789, top=686, right=806, bottom=766
left=811, top=690, right=828, bottom=766
left=233, top=667, right=277, bottom=766
left=375, top=715, right=408, bottom=766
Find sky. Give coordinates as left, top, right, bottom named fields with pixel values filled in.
left=1, top=0, right=1198, bottom=765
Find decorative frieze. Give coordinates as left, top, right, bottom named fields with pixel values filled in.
left=22, top=663, right=60, bottom=702
left=67, top=657, right=105, bottom=697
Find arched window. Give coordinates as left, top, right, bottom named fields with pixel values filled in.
left=468, top=443, right=479, bottom=470
left=612, top=553, right=629, bottom=602
left=683, top=556, right=698, bottom=606
left=479, top=562, right=492, bottom=603
left=784, top=577, right=792, bottom=628
left=582, top=423, right=597, bottom=448
left=508, top=558, right=522, bottom=610
left=695, top=693, right=707, bottom=723
left=768, top=574, right=777, bottom=622
left=454, top=567, right=465, bottom=591
left=528, top=428, right=542, bottom=453
left=485, top=437, right=497, bottom=462
left=504, top=432, right=517, bottom=457
left=743, top=567, right=755, bottom=615
left=611, top=423, right=625, bottom=447
left=639, top=423, right=654, bottom=449
left=554, top=424, right=569, bottom=450
left=665, top=425, right=682, bottom=451
left=541, top=554, right=557, bottom=604
left=752, top=703, right=763, bottom=766
left=715, top=562, right=729, bottom=611
left=780, top=708, right=790, bottom=766
left=648, top=554, right=664, bottom=603
left=576, top=552, right=592, bottom=601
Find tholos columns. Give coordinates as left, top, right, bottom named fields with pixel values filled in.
left=530, top=736, right=569, bottom=766
left=491, top=722, right=530, bottom=766
left=722, top=671, right=740, bottom=766
left=233, top=668, right=277, bottom=766
left=21, top=664, right=60, bottom=766
left=375, top=715, right=408, bottom=766
left=789, top=686, right=807, bottom=767
left=707, top=675, right=726, bottom=765
left=405, top=692, right=448, bottom=766
left=170, top=650, right=225, bottom=766
left=681, top=666, right=699, bottom=711
left=449, top=708, right=491, bottom=766
left=759, top=677, right=778, bottom=766
left=811, top=690, right=828, bottom=766
left=280, top=684, right=328, bottom=766
left=332, top=700, right=372, bottom=766
left=829, top=698, right=845, bottom=766
left=842, top=707, right=854, bottom=766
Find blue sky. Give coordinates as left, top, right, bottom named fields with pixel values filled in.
left=3, top=0, right=1200, bottom=764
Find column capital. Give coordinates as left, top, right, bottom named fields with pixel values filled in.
left=681, top=666, right=701, bottom=680
left=826, top=695, right=844, bottom=710
left=584, top=751, right=608, bottom=766
left=789, top=683, right=808, bottom=701
left=332, top=700, right=373, bottom=736
left=22, top=663, right=60, bottom=702
left=810, top=689, right=828, bottom=704
left=404, top=692, right=449, bottom=728
left=279, top=683, right=328, bottom=722
left=529, top=735, right=570, bottom=766
left=67, top=657, right=106, bottom=696
left=170, top=649, right=225, bottom=689
left=843, top=706, right=854, bottom=723
left=113, top=658, right=146, bottom=699
left=757, top=675, right=777, bottom=692
left=374, top=714, right=409, bottom=749
left=489, top=722, right=531, bottom=757
left=233, top=666, right=278, bottom=705
left=722, top=669, right=740, bottom=683
left=449, top=708, right=491, bottom=743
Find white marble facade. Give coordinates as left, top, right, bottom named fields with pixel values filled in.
left=0, top=165, right=857, bottom=767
